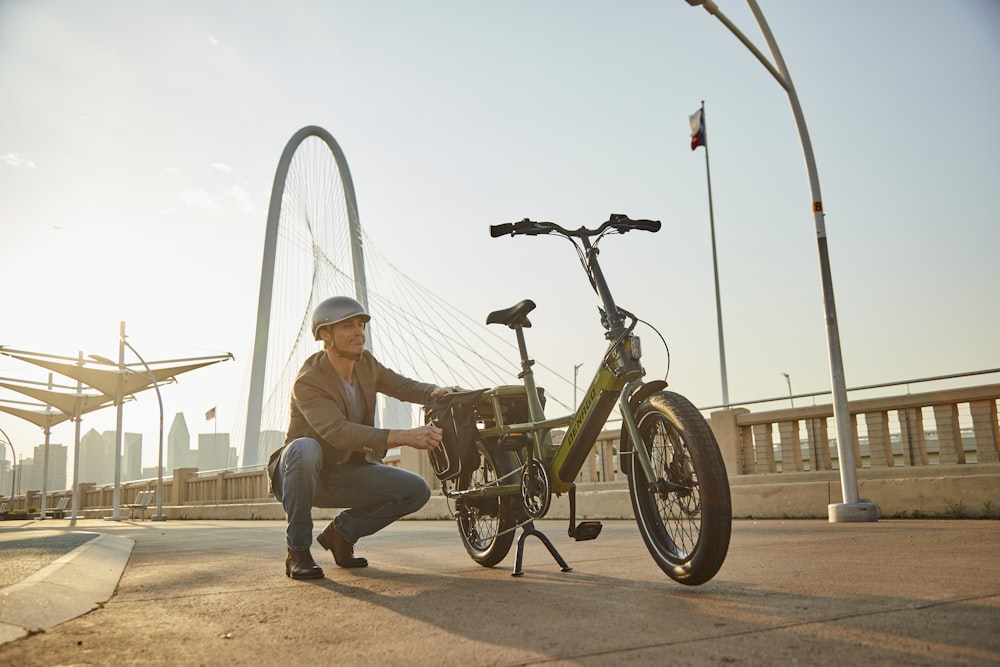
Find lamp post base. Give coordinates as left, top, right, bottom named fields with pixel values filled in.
left=151, top=515, right=167, bottom=522
left=828, top=501, right=879, bottom=523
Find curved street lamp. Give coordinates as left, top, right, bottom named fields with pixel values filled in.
left=782, top=372, right=794, bottom=408
left=91, top=342, right=168, bottom=522
left=683, top=0, right=877, bottom=522
left=121, top=341, right=166, bottom=522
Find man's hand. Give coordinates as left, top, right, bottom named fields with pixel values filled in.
left=388, top=424, right=444, bottom=451
left=430, top=385, right=464, bottom=401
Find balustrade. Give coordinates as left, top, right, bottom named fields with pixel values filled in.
left=5, top=384, right=997, bottom=520
left=715, top=384, right=1000, bottom=474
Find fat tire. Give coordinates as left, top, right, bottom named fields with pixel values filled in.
left=627, top=391, right=732, bottom=585
left=454, top=444, right=519, bottom=567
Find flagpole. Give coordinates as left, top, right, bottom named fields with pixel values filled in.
left=206, top=406, right=219, bottom=464
left=698, top=101, right=730, bottom=408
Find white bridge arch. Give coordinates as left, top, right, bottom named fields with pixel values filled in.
left=238, top=126, right=578, bottom=468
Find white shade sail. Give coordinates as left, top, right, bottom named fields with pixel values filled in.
left=1, top=351, right=229, bottom=399
left=0, top=404, right=73, bottom=429
left=0, top=381, right=115, bottom=417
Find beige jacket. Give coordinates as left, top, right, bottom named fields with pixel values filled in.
left=279, top=349, right=436, bottom=469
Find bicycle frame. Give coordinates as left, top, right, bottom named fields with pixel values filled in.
left=473, top=351, right=651, bottom=495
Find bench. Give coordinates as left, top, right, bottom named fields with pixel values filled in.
left=126, top=490, right=155, bottom=520
left=44, top=497, right=70, bottom=519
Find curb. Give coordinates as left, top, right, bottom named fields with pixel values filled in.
left=0, top=533, right=135, bottom=645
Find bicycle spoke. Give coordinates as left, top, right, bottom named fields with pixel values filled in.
left=454, top=446, right=519, bottom=565
left=647, top=417, right=702, bottom=561
left=627, top=391, right=731, bottom=585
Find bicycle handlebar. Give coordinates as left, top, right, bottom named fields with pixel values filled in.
left=489, top=214, right=660, bottom=239
left=489, top=222, right=514, bottom=237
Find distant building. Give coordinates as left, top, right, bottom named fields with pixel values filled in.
left=0, top=446, right=11, bottom=498
left=100, top=430, right=141, bottom=483
left=16, top=458, right=32, bottom=495
left=0, top=458, right=12, bottom=498
left=122, top=432, right=142, bottom=482
left=255, top=430, right=285, bottom=468
left=197, top=432, right=233, bottom=471
left=140, top=465, right=162, bottom=479
left=168, top=412, right=191, bottom=471
left=30, top=443, right=67, bottom=492
left=80, top=428, right=112, bottom=485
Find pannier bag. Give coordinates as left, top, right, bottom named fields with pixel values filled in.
left=424, top=389, right=487, bottom=481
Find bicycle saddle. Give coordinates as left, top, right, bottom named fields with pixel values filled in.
left=486, top=299, right=536, bottom=328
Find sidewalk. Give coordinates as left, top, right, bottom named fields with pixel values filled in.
left=1, top=517, right=998, bottom=666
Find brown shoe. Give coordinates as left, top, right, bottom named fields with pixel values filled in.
left=316, top=523, right=368, bottom=568
left=285, top=548, right=324, bottom=579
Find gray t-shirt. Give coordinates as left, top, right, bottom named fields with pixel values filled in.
left=340, top=375, right=364, bottom=424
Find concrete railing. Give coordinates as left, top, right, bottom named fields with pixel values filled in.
left=5, top=384, right=998, bottom=521
left=706, top=383, right=1000, bottom=518
left=708, top=383, right=1000, bottom=474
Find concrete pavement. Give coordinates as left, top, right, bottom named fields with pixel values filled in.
left=0, top=517, right=998, bottom=666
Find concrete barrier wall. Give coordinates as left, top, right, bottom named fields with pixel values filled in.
left=8, top=384, right=998, bottom=521
left=18, top=462, right=995, bottom=522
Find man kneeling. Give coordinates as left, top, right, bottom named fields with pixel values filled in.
left=268, top=296, right=459, bottom=579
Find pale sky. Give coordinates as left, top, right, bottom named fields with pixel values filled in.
left=1, top=1, right=998, bottom=472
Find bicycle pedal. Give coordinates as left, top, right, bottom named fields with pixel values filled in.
left=572, top=521, right=602, bottom=541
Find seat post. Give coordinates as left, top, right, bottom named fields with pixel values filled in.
left=512, top=325, right=534, bottom=379
left=511, top=325, right=547, bottom=425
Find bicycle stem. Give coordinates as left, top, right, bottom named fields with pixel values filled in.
left=581, top=237, right=626, bottom=336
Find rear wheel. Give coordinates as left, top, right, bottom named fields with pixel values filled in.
left=453, top=444, right=520, bottom=567
left=627, top=391, right=732, bottom=585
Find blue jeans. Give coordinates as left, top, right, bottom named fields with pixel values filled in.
left=272, top=437, right=431, bottom=551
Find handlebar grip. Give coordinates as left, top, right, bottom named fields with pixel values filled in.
left=490, top=223, right=515, bottom=237
left=517, top=220, right=550, bottom=235
left=632, top=219, right=661, bottom=233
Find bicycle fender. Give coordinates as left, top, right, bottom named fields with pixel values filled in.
left=618, top=380, right=668, bottom=477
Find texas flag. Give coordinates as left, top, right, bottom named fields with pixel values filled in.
left=689, top=108, right=706, bottom=151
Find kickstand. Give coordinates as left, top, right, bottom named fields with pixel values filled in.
left=512, top=520, right=572, bottom=577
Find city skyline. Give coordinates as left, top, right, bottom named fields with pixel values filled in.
left=0, top=411, right=241, bottom=494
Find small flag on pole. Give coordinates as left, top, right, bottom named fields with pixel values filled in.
left=689, top=108, right=706, bottom=151
left=205, top=406, right=216, bottom=421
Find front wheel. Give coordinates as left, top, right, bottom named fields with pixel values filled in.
left=626, top=391, right=732, bottom=585
left=453, top=444, right=520, bottom=567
